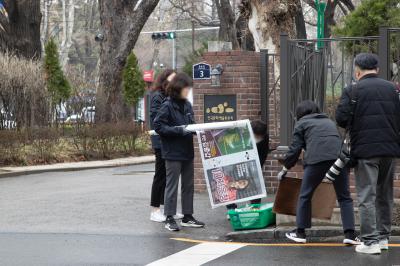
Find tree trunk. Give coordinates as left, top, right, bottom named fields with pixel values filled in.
left=245, top=0, right=298, bottom=52
left=96, top=0, right=159, bottom=123
left=215, top=0, right=240, bottom=50
left=236, top=14, right=255, bottom=51
left=294, top=0, right=307, bottom=39
left=41, top=0, right=51, bottom=51
left=324, top=0, right=337, bottom=38
left=60, top=0, right=75, bottom=68
left=0, top=0, right=41, bottom=59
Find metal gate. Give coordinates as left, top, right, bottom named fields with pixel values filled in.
left=277, top=27, right=399, bottom=146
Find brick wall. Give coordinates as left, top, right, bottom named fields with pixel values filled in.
left=193, top=51, right=261, bottom=192
left=192, top=51, right=400, bottom=200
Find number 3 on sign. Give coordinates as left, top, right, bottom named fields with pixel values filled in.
left=193, top=63, right=211, bottom=80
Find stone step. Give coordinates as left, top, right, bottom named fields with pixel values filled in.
left=276, top=207, right=360, bottom=226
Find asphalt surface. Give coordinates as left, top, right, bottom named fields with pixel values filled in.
left=0, top=163, right=399, bottom=265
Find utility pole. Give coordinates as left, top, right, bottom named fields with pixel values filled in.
left=172, top=37, right=176, bottom=70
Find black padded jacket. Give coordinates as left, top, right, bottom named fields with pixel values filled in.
left=336, top=74, right=400, bottom=159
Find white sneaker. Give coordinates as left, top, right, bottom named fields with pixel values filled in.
left=355, top=243, right=381, bottom=254
left=379, top=239, right=389, bottom=250
left=150, top=210, right=166, bottom=222
left=174, top=213, right=184, bottom=220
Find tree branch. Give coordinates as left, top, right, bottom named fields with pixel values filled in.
left=305, top=19, right=317, bottom=26
left=339, top=0, right=355, bottom=11
left=337, top=1, right=348, bottom=15
left=303, top=0, right=316, bottom=9
left=168, top=0, right=220, bottom=27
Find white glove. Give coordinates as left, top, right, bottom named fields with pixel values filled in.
left=277, top=167, right=288, bottom=181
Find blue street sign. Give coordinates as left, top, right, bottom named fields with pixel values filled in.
left=193, top=63, right=211, bottom=80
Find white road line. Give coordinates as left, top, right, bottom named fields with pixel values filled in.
left=146, top=242, right=246, bottom=266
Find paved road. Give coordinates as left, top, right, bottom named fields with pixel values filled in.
left=0, top=164, right=399, bottom=265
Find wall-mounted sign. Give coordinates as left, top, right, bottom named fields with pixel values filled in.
left=204, top=95, right=236, bottom=123
left=143, top=70, right=154, bottom=82
left=193, top=63, right=211, bottom=80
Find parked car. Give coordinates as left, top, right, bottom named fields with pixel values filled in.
left=65, top=106, right=95, bottom=124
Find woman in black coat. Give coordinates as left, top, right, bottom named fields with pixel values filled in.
left=279, top=100, right=358, bottom=245
left=154, top=73, right=205, bottom=231
left=149, top=69, right=178, bottom=223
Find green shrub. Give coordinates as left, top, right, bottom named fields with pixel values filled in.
left=44, top=38, right=71, bottom=104
left=122, top=52, right=145, bottom=106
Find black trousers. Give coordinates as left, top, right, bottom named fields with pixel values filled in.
left=296, top=160, right=355, bottom=231
left=150, top=149, right=166, bottom=208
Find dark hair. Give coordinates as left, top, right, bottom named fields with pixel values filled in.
left=153, top=69, right=175, bottom=93
left=295, top=100, right=320, bottom=120
left=354, top=53, right=379, bottom=71
left=166, top=72, right=193, bottom=99
left=251, top=120, right=268, bottom=136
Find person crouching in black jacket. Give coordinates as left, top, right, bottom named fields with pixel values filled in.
left=279, top=100, right=358, bottom=245
left=154, top=73, right=205, bottom=232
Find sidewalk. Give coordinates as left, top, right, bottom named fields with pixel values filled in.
left=226, top=225, right=400, bottom=243
left=0, top=155, right=155, bottom=178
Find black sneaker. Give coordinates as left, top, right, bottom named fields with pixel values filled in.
left=285, top=229, right=306, bottom=243
left=180, top=215, right=205, bottom=228
left=165, top=216, right=180, bottom=231
left=343, top=231, right=361, bottom=245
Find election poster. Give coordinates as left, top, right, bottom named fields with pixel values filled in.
left=197, top=120, right=266, bottom=208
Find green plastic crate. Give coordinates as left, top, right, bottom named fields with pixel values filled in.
left=228, top=203, right=276, bottom=231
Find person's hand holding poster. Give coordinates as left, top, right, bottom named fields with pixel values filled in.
left=197, top=120, right=266, bottom=208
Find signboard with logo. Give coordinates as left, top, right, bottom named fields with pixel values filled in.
left=193, top=63, right=211, bottom=80
left=204, top=95, right=236, bottom=123
left=143, top=70, right=154, bottom=83
left=196, top=120, right=266, bottom=208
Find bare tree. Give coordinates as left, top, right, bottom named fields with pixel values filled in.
left=96, top=0, right=160, bottom=122
left=303, top=0, right=355, bottom=37
left=169, top=0, right=240, bottom=49
left=0, top=0, right=42, bottom=59
left=239, top=0, right=299, bottom=52
left=215, top=0, right=239, bottom=49
left=60, top=0, right=75, bottom=67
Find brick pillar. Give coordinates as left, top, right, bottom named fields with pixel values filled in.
left=192, top=51, right=261, bottom=192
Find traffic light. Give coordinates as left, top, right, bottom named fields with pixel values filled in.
left=151, top=32, right=176, bottom=40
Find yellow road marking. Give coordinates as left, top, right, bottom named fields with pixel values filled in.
left=171, top=237, right=400, bottom=247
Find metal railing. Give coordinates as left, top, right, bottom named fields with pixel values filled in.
left=278, top=27, right=399, bottom=146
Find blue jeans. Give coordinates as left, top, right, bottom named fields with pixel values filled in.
left=296, top=160, right=355, bottom=231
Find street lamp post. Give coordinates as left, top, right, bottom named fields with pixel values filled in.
left=316, top=0, right=329, bottom=49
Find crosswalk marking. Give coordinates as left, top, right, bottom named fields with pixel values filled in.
left=146, top=242, right=246, bottom=266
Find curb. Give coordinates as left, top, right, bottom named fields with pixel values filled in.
left=0, top=155, right=155, bottom=178
left=226, top=226, right=400, bottom=242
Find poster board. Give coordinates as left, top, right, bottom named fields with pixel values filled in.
left=197, top=119, right=267, bottom=208
left=273, top=177, right=336, bottom=220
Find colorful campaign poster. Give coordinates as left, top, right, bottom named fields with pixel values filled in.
left=197, top=120, right=267, bottom=208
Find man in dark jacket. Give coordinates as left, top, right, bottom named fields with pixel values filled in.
left=336, top=53, right=400, bottom=255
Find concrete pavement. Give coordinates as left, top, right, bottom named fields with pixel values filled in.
left=1, top=163, right=400, bottom=265
left=0, top=163, right=230, bottom=238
